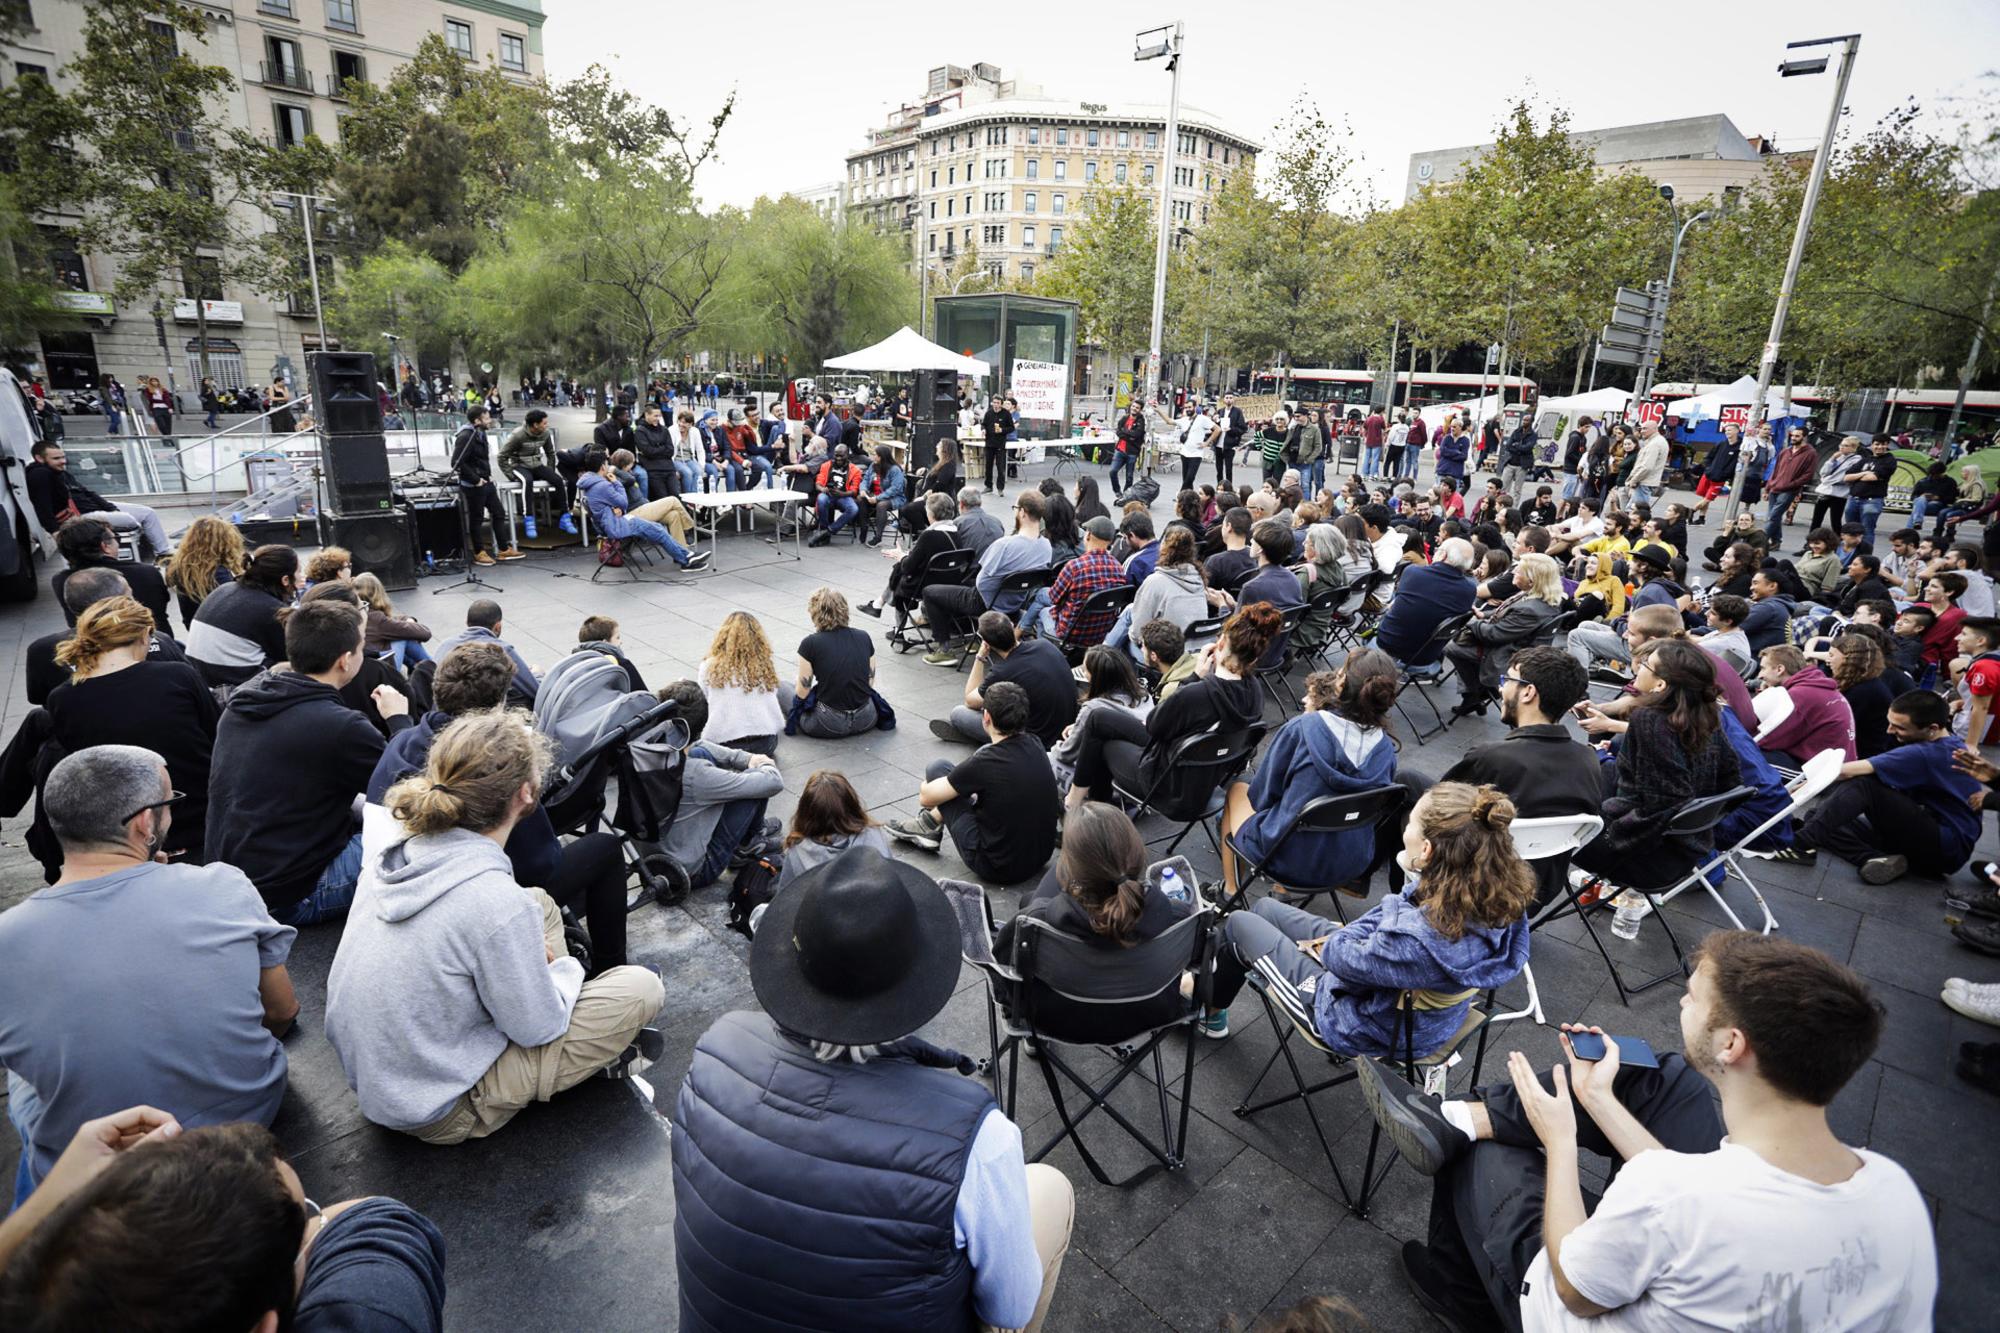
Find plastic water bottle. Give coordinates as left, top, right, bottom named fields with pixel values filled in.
left=1159, top=867, right=1190, bottom=904
left=1610, top=890, right=1651, bottom=941
left=424, top=549, right=436, bottom=571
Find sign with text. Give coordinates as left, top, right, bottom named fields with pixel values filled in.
left=172, top=298, right=244, bottom=323
left=1718, top=404, right=1752, bottom=431
left=1635, top=400, right=1666, bottom=426
left=1010, top=359, right=1067, bottom=421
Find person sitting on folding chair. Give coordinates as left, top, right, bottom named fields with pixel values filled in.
left=1217, top=648, right=1402, bottom=906
left=578, top=452, right=710, bottom=572
left=1202, top=782, right=1533, bottom=1044
left=1443, top=552, right=1566, bottom=719
left=1374, top=538, right=1479, bottom=675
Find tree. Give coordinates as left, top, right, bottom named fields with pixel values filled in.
left=718, top=197, right=914, bottom=373
left=323, top=241, right=462, bottom=375
left=0, top=176, right=74, bottom=365
left=1033, top=183, right=1160, bottom=371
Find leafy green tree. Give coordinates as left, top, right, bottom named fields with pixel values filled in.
left=323, top=241, right=463, bottom=374
left=717, top=197, right=915, bottom=373
left=1032, top=182, right=1156, bottom=364
left=0, top=176, right=74, bottom=365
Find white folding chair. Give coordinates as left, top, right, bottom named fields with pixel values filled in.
left=1655, top=747, right=1844, bottom=935
left=1495, top=813, right=1606, bottom=1026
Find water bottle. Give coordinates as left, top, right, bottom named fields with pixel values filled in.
left=424, top=549, right=436, bottom=571
left=1610, top=890, right=1651, bottom=941
left=1159, top=866, right=1190, bottom=904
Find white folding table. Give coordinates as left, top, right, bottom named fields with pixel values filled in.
left=676, top=488, right=810, bottom=570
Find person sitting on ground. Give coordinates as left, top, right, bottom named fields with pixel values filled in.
left=1139, top=616, right=1200, bottom=699
left=303, top=546, right=352, bottom=590
left=1793, top=526, right=1845, bottom=603
left=1022, top=513, right=1123, bottom=645
left=1375, top=536, right=1480, bottom=671
left=0, top=1114, right=447, bottom=1333
left=298, top=582, right=416, bottom=736
left=51, top=516, right=172, bottom=633
left=935, top=610, right=1078, bottom=750
left=1444, top=552, right=1566, bottom=718
left=657, top=679, right=786, bottom=890
left=1951, top=616, right=2000, bottom=748
left=793, top=586, right=881, bottom=738
left=861, top=492, right=962, bottom=630
left=1752, top=644, right=1857, bottom=766
left=162, top=513, right=245, bottom=632
left=209, top=599, right=411, bottom=926
left=1740, top=569, right=1796, bottom=655
left=571, top=613, right=648, bottom=691
left=672, top=848, right=1073, bottom=1332
left=1695, top=592, right=1754, bottom=677
left=774, top=770, right=892, bottom=896
left=920, top=491, right=1052, bottom=664
left=693, top=611, right=783, bottom=757
left=328, top=710, right=667, bottom=1144
left=0, top=746, right=297, bottom=1200
left=25, top=567, right=186, bottom=706
left=1218, top=649, right=1402, bottom=906
left=1202, top=781, right=1532, bottom=1045
left=434, top=597, right=540, bottom=705
left=1822, top=631, right=1909, bottom=760
left=1833, top=553, right=1892, bottom=619
left=1939, top=542, right=1996, bottom=617
left=1204, top=507, right=1257, bottom=593
left=185, top=542, right=296, bottom=690
left=1919, top=571, right=1968, bottom=674
left=1363, top=931, right=1933, bottom=1333
left=1769, top=687, right=1981, bottom=884
left=1544, top=497, right=1604, bottom=560
left=578, top=449, right=710, bottom=571
left=354, top=571, right=432, bottom=670
left=888, top=681, right=1061, bottom=884
left=368, top=640, right=634, bottom=972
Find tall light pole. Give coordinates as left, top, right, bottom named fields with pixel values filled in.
left=1637, top=184, right=1714, bottom=401
left=1723, top=32, right=1860, bottom=524
left=269, top=189, right=333, bottom=357
left=1136, top=21, right=1183, bottom=418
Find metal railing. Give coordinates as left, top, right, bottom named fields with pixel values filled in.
left=259, top=62, right=314, bottom=93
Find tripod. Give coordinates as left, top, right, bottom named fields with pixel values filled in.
left=431, top=482, right=494, bottom=595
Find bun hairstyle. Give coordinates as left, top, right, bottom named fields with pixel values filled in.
left=1220, top=601, right=1282, bottom=671
left=54, top=594, right=155, bottom=678
left=386, top=710, right=549, bottom=838
left=1057, top=802, right=1149, bottom=947
left=1330, top=647, right=1399, bottom=731
left=1409, top=782, right=1534, bottom=941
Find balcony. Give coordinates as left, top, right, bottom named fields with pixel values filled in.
left=259, top=62, right=314, bottom=94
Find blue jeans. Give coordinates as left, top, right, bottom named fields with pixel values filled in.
left=1109, top=451, right=1135, bottom=496
left=1846, top=495, right=1885, bottom=547
left=631, top=464, right=650, bottom=497
left=1910, top=495, right=1935, bottom=530
left=1632, top=485, right=1655, bottom=509
left=816, top=494, right=859, bottom=534
left=692, top=795, right=769, bottom=889
left=673, top=460, right=701, bottom=493
left=706, top=460, right=743, bottom=491
left=388, top=638, right=432, bottom=671
left=280, top=831, right=364, bottom=926
left=1018, top=586, right=1054, bottom=634
left=1305, top=457, right=1327, bottom=493
left=743, top=457, right=775, bottom=489
left=1361, top=446, right=1382, bottom=476
left=1561, top=472, right=1582, bottom=499
left=628, top=517, right=695, bottom=565
left=1765, top=488, right=1800, bottom=546
left=1400, top=447, right=1420, bottom=480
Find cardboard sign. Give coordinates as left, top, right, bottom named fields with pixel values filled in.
left=1718, top=404, right=1751, bottom=430
left=1011, top=359, right=1067, bottom=421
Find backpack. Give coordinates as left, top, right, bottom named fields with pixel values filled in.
left=597, top=537, right=623, bottom=567
left=726, top=850, right=784, bottom=938
left=1116, top=474, right=1160, bottom=507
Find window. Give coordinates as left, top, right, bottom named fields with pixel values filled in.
left=1086, top=128, right=1099, bottom=147
left=1022, top=224, right=1035, bottom=248
left=1024, top=192, right=1037, bottom=214
left=928, top=234, right=936, bottom=252
left=145, top=19, right=177, bottom=61
left=984, top=191, right=1005, bottom=211
left=443, top=18, right=473, bottom=58
left=181, top=255, right=223, bottom=301
left=498, top=32, right=526, bottom=72
left=1223, top=146, right=1232, bottom=165
left=983, top=224, right=1006, bottom=246
left=1203, top=173, right=1212, bottom=191
left=948, top=166, right=956, bottom=184
left=929, top=169, right=937, bottom=187
left=1052, top=193, right=1065, bottom=215
left=331, top=49, right=365, bottom=92
left=1026, top=126, right=1039, bottom=144
left=964, top=227, right=973, bottom=246
left=1084, top=161, right=1097, bottom=182
left=264, top=36, right=309, bottom=90
left=1145, top=130, right=1159, bottom=149
left=1025, top=159, right=1037, bottom=180
left=1205, top=139, right=1214, bottom=158
left=930, top=140, right=939, bottom=157
left=964, top=194, right=971, bottom=216
left=1114, top=162, right=1127, bottom=184
left=1177, top=131, right=1195, bottom=154
left=1143, top=163, right=1155, bottom=186
left=1050, top=226, right=1063, bottom=248
left=38, top=227, right=85, bottom=290
left=1117, top=130, right=1130, bottom=148
left=14, top=62, right=47, bottom=83
left=324, top=0, right=357, bottom=31
left=983, top=158, right=1005, bottom=179
left=1054, top=159, right=1066, bottom=180
left=945, top=198, right=953, bottom=217
left=985, top=260, right=1004, bottom=282
left=985, top=125, right=1008, bottom=146
left=258, top=0, right=295, bottom=15
left=1055, top=127, right=1068, bottom=146
left=273, top=102, right=311, bottom=147
left=1021, top=262, right=1034, bottom=281
left=928, top=201, right=936, bottom=219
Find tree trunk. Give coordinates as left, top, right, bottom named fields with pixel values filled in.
left=1570, top=338, right=1586, bottom=398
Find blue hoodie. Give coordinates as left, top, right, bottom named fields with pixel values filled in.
left=1236, top=710, right=1398, bottom=887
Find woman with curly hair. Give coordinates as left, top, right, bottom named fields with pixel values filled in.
left=303, top=546, right=353, bottom=589
left=163, top=514, right=247, bottom=631
left=697, top=611, right=785, bottom=756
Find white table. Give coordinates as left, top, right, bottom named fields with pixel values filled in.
left=677, top=488, right=810, bottom=570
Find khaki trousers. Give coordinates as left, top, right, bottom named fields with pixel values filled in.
left=630, top=496, right=694, bottom=545
left=983, top=1162, right=1075, bottom=1333
left=411, top=889, right=665, bottom=1146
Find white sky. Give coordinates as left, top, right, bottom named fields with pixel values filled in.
left=542, top=0, right=1999, bottom=210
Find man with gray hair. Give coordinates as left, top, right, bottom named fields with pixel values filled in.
left=952, top=485, right=1004, bottom=558
left=1374, top=537, right=1479, bottom=669
left=0, top=744, right=298, bottom=1202
left=24, top=567, right=187, bottom=706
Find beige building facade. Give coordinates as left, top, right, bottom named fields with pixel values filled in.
left=1404, top=113, right=1811, bottom=203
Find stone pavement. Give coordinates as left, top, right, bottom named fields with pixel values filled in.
left=0, top=460, right=1993, bottom=1331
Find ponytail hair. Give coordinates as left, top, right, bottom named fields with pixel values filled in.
left=54, top=594, right=155, bottom=678
left=1329, top=646, right=1399, bottom=731
left=1407, top=782, right=1534, bottom=940
left=386, top=709, right=549, bottom=838
left=1220, top=601, right=1282, bottom=672
left=1056, top=801, right=1149, bottom=946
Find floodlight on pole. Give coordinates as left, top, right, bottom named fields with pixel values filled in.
left=1136, top=20, right=1183, bottom=433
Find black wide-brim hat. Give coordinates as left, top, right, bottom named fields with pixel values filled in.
left=750, top=845, right=961, bottom=1047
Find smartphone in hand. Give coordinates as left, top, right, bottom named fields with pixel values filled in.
left=1566, top=1032, right=1660, bottom=1068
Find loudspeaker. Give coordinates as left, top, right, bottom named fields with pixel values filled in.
left=331, top=510, right=417, bottom=591
left=404, top=496, right=463, bottom=563
left=910, top=420, right=953, bottom=474
left=322, top=433, right=393, bottom=513
left=309, top=351, right=383, bottom=436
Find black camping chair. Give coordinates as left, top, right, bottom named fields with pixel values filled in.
left=975, top=903, right=1221, bottom=1186
left=1544, top=785, right=1757, bottom=1003
left=1112, top=723, right=1270, bottom=858
left=888, top=547, right=977, bottom=654
left=1052, top=582, right=1136, bottom=661
left=590, top=532, right=661, bottom=584
left=1219, top=785, right=1408, bottom=919
left=1392, top=611, right=1475, bottom=743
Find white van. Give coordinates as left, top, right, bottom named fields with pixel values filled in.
left=0, top=367, right=55, bottom=600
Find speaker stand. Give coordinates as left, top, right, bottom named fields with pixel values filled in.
left=432, top=485, right=495, bottom=595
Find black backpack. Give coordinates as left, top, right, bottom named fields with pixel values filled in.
left=726, top=850, right=784, bottom=938
left=1117, top=474, right=1161, bottom=507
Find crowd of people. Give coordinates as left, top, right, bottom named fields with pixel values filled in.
left=0, top=389, right=1984, bottom=1332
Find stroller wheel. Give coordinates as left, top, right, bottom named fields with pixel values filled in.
left=637, top=852, right=691, bottom=909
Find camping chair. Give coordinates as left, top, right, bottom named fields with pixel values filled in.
left=1112, top=723, right=1270, bottom=858
left=1492, top=813, right=1606, bottom=1028
left=1654, top=748, right=1843, bottom=934
left=961, top=886, right=1220, bottom=1186
left=1547, top=785, right=1758, bottom=1004
left=887, top=547, right=977, bottom=654
left=1233, top=972, right=1496, bottom=1217
left=1052, top=583, right=1136, bottom=662
left=1218, top=785, right=1408, bottom=919
left=1393, top=612, right=1475, bottom=744
left=1253, top=604, right=1310, bottom=715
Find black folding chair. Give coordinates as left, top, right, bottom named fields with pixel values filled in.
left=975, top=905, right=1221, bottom=1185
left=1234, top=974, right=1496, bottom=1216
left=1253, top=603, right=1309, bottom=715
left=1112, top=723, right=1271, bottom=858
left=1218, top=784, right=1409, bottom=919
left=1052, top=582, right=1136, bottom=661
left=1182, top=614, right=1225, bottom=650
left=589, top=533, right=660, bottom=583
left=1293, top=581, right=1349, bottom=674
left=888, top=547, right=976, bottom=653
left=1392, top=611, right=1474, bottom=743
left=1543, top=785, right=1756, bottom=1003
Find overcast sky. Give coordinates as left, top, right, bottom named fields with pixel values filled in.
left=543, top=0, right=1998, bottom=210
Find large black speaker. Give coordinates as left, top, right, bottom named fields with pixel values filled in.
left=915, top=369, right=958, bottom=424
left=910, top=420, right=954, bottom=474
left=309, top=351, right=383, bottom=436
left=323, top=433, right=393, bottom=513
left=331, top=510, right=417, bottom=591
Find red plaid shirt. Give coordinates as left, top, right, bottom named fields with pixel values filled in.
left=1049, top=549, right=1126, bottom=642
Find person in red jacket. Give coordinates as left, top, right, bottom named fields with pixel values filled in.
left=1753, top=645, right=1857, bottom=766
left=1761, top=426, right=1821, bottom=547
left=808, top=445, right=865, bottom=547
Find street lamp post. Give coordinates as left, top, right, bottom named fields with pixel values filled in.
left=1638, top=184, right=1714, bottom=402
left=269, top=189, right=333, bottom=358
left=1722, top=32, right=1861, bottom=525
left=1136, top=21, right=1183, bottom=418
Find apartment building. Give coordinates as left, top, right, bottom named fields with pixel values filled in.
left=3, top=0, right=545, bottom=397
left=1404, top=113, right=1810, bottom=202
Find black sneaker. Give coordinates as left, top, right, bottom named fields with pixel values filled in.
left=1588, top=665, right=1632, bottom=686
left=1955, top=1048, right=2000, bottom=1096
left=929, top=718, right=976, bottom=744
left=1765, top=845, right=1818, bottom=867
left=857, top=600, right=885, bottom=619
left=684, top=550, right=712, bottom=571
left=1954, top=916, right=2000, bottom=958
left=1944, top=885, right=2000, bottom=925
left=1356, top=1057, right=1464, bottom=1178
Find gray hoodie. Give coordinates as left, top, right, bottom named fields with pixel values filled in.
left=774, top=826, right=893, bottom=895
left=1132, top=561, right=1210, bottom=633
left=326, top=827, right=581, bottom=1130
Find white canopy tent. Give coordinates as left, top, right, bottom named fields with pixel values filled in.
left=1539, top=387, right=1632, bottom=419
left=823, top=326, right=991, bottom=378
left=1663, top=374, right=1760, bottom=423
left=1416, top=393, right=1506, bottom=432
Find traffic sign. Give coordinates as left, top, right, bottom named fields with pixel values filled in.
left=1614, top=287, right=1656, bottom=318
left=1601, top=325, right=1649, bottom=353
left=1609, top=306, right=1652, bottom=331
left=1597, top=344, right=1646, bottom=368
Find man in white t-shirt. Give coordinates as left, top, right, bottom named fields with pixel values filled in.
left=1358, top=930, right=1935, bottom=1333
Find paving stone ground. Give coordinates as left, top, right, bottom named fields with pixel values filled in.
left=1, top=441, right=1992, bottom=1331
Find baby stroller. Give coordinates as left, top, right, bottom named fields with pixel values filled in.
left=535, top=650, right=692, bottom=909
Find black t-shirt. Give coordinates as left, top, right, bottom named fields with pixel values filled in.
left=982, top=408, right=1014, bottom=444
left=1847, top=452, right=1895, bottom=501
left=44, top=661, right=218, bottom=858
left=799, top=627, right=874, bottom=711
left=1204, top=547, right=1256, bottom=593
left=984, top=638, right=1080, bottom=747
left=26, top=629, right=187, bottom=706
left=949, top=734, right=1059, bottom=883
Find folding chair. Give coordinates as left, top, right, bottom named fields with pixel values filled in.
left=1294, top=581, right=1351, bottom=674
left=1052, top=583, right=1135, bottom=661
left=1655, top=748, right=1843, bottom=934
left=887, top=547, right=976, bottom=654
left=1218, top=785, right=1408, bottom=919
left=970, top=900, right=1220, bottom=1185
left=1325, top=569, right=1391, bottom=654
left=1546, top=785, right=1758, bottom=1003
left=1492, top=813, right=1606, bottom=1027
left=589, top=533, right=660, bottom=583
left=1393, top=612, right=1474, bottom=744
left=1112, top=723, right=1270, bottom=858
left=1233, top=972, right=1496, bottom=1216
left=1253, top=604, right=1310, bottom=715
left=1182, top=614, right=1225, bottom=650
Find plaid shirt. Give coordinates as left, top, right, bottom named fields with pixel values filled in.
left=1049, top=548, right=1126, bottom=642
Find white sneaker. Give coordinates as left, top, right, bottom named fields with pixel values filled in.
left=1942, top=979, right=2000, bottom=1028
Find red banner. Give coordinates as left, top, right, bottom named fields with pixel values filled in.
left=1718, top=404, right=1751, bottom=430
left=1635, top=400, right=1665, bottom=426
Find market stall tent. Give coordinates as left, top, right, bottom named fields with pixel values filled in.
left=823, top=326, right=991, bottom=377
